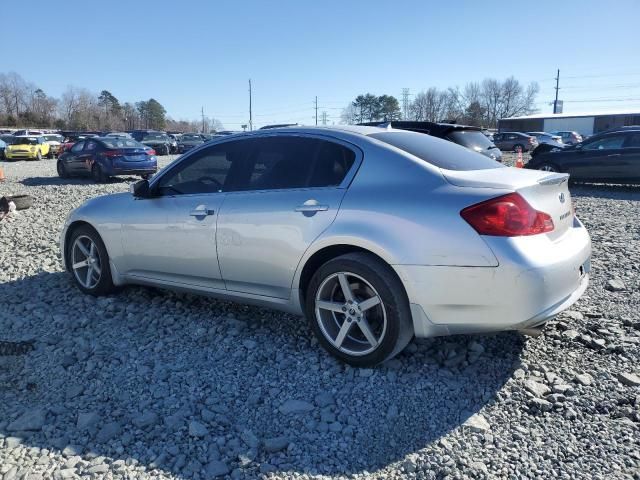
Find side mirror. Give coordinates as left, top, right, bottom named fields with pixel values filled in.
left=131, top=179, right=151, bottom=198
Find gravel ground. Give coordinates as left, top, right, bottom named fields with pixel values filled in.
left=0, top=154, right=639, bottom=480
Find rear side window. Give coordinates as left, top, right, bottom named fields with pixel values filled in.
left=370, top=131, right=502, bottom=171
left=233, top=136, right=355, bottom=191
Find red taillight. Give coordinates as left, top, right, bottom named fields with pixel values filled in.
left=102, top=149, right=124, bottom=157
left=147, top=149, right=156, bottom=156
left=460, top=193, right=554, bottom=236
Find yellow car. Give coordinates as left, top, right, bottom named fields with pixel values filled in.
left=4, top=135, right=51, bottom=161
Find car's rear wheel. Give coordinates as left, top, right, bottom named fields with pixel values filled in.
left=92, top=164, right=108, bottom=183
left=306, top=252, right=413, bottom=367
left=538, top=163, right=558, bottom=172
left=57, top=160, right=68, bottom=178
left=67, top=225, right=115, bottom=296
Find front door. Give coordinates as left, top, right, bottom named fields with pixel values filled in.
left=120, top=143, right=235, bottom=289
left=569, top=133, right=627, bottom=181
left=217, top=135, right=359, bottom=299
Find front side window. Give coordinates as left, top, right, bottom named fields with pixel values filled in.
left=583, top=135, right=626, bottom=151
left=156, top=143, right=238, bottom=195
left=85, top=141, right=97, bottom=151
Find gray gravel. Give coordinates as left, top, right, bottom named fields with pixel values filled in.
left=0, top=155, right=639, bottom=479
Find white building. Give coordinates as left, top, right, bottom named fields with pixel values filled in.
left=498, top=109, right=640, bottom=136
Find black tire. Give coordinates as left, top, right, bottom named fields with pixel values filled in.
left=141, top=173, right=152, bottom=180
left=305, top=252, right=414, bottom=367
left=57, top=160, right=69, bottom=178
left=35, top=150, right=42, bottom=161
left=92, top=164, right=108, bottom=183
left=47, top=150, right=54, bottom=159
left=6, top=195, right=33, bottom=211
left=66, top=225, right=115, bottom=296
left=513, top=144, right=524, bottom=153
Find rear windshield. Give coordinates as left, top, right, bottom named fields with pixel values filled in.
left=143, top=133, right=168, bottom=141
left=101, top=138, right=145, bottom=149
left=447, top=130, right=496, bottom=152
left=370, top=130, right=503, bottom=171
left=181, top=134, right=203, bottom=141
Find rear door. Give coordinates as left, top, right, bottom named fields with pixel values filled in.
left=217, top=135, right=359, bottom=298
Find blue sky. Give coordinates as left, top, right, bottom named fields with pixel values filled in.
left=2, top=0, right=639, bottom=128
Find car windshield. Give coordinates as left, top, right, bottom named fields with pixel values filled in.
left=11, top=137, right=38, bottom=145
left=181, top=135, right=203, bottom=141
left=447, top=130, right=496, bottom=151
left=371, top=130, right=503, bottom=171
left=101, top=138, right=145, bottom=149
left=143, top=133, right=168, bottom=141
left=44, top=135, right=63, bottom=142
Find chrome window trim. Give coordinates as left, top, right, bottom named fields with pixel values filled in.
left=149, top=131, right=364, bottom=195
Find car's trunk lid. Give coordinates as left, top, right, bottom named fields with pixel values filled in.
left=441, top=167, right=573, bottom=239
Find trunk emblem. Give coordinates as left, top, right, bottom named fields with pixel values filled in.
left=559, top=193, right=566, bottom=203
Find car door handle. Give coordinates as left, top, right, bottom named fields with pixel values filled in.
left=295, top=204, right=329, bottom=212
left=189, top=207, right=215, bottom=216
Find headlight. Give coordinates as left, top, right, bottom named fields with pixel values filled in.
left=30, top=146, right=36, bottom=152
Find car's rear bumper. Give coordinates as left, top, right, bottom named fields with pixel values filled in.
left=395, top=216, right=591, bottom=337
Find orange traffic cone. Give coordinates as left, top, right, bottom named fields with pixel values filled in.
left=0, top=165, right=5, bottom=182
left=515, top=148, right=524, bottom=168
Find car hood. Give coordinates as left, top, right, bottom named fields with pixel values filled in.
left=45, top=141, right=61, bottom=146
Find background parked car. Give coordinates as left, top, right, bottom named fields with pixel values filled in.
left=105, top=132, right=132, bottom=138
left=525, top=127, right=640, bottom=184
left=176, top=133, right=205, bottom=153
left=130, top=131, right=172, bottom=155
left=492, top=132, right=538, bottom=152
left=527, top=131, right=563, bottom=146
left=56, top=137, right=157, bottom=182
left=0, top=138, right=5, bottom=160
left=359, top=121, right=502, bottom=162
left=4, top=135, right=50, bottom=160
left=552, top=130, right=583, bottom=145
left=11, top=129, right=44, bottom=136
left=43, top=133, right=64, bottom=158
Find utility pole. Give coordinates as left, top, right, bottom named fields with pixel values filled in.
left=553, top=69, right=560, bottom=114
left=320, top=111, right=328, bottom=125
left=401, top=88, right=410, bottom=120
left=201, top=106, right=206, bottom=133
left=314, top=96, right=318, bottom=125
left=248, top=79, right=253, bottom=131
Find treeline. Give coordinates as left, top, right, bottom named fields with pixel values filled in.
left=341, top=77, right=539, bottom=128
left=0, top=72, right=222, bottom=132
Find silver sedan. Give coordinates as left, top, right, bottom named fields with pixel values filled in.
left=60, top=126, right=591, bottom=366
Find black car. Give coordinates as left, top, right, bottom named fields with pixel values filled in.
left=129, top=130, right=172, bottom=155
left=176, top=133, right=205, bottom=153
left=358, top=121, right=502, bottom=162
left=525, top=127, right=640, bottom=184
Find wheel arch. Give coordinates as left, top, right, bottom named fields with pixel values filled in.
left=295, top=241, right=405, bottom=311
left=63, top=221, right=98, bottom=271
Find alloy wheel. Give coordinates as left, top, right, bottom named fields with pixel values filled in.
left=71, top=235, right=102, bottom=289
left=540, top=164, right=557, bottom=172
left=315, top=272, right=387, bottom=356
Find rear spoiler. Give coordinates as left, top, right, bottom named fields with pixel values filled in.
left=537, top=173, right=569, bottom=186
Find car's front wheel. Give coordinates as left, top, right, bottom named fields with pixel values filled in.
left=35, top=150, right=42, bottom=161
left=57, top=160, right=68, bottom=178
left=306, top=252, right=413, bottom=367
left=67, top=225, right=115, bottom=296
